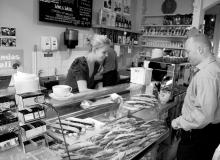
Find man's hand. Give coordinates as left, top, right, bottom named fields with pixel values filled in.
left=172, top=119, right=181, bottom=130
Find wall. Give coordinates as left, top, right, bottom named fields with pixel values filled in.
left=203, top=0, right=220, bottom=10
left=0, top=0, right=92, bottom=75
left=214, top=13, right=220, bottom=57
left=0, top=0, right=195, bottom=77
left=0, top=0, right=141, bottom=77
left=202, top=0, right=220, bottom=57
left=144, top=0, right=193, bottom=15
left=142, top=0, right=194, bottom=26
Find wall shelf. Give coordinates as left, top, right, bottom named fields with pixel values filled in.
left=141, top=25, right=191, bottom=27
left=142, top=35, right=187, bottom=38
left=143, top=13, right=193, bottom=17
left=92, top=24, right=141, bottom=34
left=113, top=43, right=142, bottom=47
left=142, top=45, right=185, bottom=50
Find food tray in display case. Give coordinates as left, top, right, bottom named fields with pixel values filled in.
left=47, top=101, right=169, bottom=160
left=48, top=116, right=169, bottom=160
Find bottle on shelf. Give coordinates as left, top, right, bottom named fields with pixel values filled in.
left=118, top=15, right=122, bottom=28
left=115, top=15, right=119, bottom=28
left=128, top=20, right=131, bottom=30
left=122, top=32, right=127, bottom=44
left=133, top=34, right=138, bottom=45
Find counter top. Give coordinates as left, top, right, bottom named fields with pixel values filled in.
left=48, top=83, right=141, bottom=108
left=0, top=86, right=46, bottom=98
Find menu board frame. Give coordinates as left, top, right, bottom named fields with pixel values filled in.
left=39, top=0, right=93, bottom=28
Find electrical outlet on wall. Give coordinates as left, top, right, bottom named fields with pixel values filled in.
left=50, top=37, right=58, bottom=51
left=41, top=36, right=58, bottom=51
left=41, top=36, right=51, bottom=51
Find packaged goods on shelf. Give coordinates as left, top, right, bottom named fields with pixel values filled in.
left=22, top=135, right=47, bottom=153
left=15, top=91, right=45, bottom=110
left=0, top=132, right=19, bottom=152
left=0, top=110, right=18, bottom=126
left=20, top=120, right=46, bottom=141
left=18, top=105, right=45, bottom=123
left=0, top=100, right=15, bottom=112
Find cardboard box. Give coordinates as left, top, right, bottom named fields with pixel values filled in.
left=130, top=67, right=152, bottom=85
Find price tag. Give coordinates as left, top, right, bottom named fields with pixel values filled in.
left=114, top=45, right=121, bottom=57
left=128, top=47, right=132, bottom=54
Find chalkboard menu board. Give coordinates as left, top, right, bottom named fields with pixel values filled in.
left=39, top=0, right=93, bottom=27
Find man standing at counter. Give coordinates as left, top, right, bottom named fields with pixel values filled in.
left=171, top=34, right=220, bottom=160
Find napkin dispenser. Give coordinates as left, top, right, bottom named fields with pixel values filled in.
left=64, top=28, right=78, bottom=49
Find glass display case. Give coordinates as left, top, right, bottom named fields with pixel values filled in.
left=0, top=83, right=182, bottom=160
left=46, top=86, right=170, bottom=160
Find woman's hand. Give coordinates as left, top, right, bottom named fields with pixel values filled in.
left=77, top=80, right=94, bottom=92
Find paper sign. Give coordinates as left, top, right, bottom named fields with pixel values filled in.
left=0, top=50, right=23, bottom=69
left=114, top=45, right=121, bottom=57
left=128, top=47, right=131, bottom=54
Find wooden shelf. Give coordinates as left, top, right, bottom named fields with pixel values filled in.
left=92, top=24, right=141, bottom=34
left=143, top=13, right=192, bottom=17
left=141, top=24, right=191, bottom=27
left=142, top=45, right=185, bottom=50
left=142, top=35, right=187, bottom=38
left=113, top=43, right=142, bottom=47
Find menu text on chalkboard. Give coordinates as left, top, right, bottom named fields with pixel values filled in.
left=39, top=0, right=93, bottom=27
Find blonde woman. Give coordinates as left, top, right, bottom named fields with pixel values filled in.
left=65, top=34, right=111, bottom=93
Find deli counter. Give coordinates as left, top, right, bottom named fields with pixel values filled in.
left=0, top=83, right=185, bottom=160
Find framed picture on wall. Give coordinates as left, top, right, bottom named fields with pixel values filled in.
left=1, top=38, right=16, bottom=47
left=123, top=0, right=131, bottom=14
left=1, top=27, right=16, bottom=36
left=104, top=0, right=112, bottom=9
left=114, top=0, right=122, bottom=13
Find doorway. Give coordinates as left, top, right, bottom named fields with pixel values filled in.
left=204, top=3, right=220, bottom=57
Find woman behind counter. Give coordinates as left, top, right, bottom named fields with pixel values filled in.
left=65, top=34, right=112, bottom=93
left=99, top=47, right=119, bottom=87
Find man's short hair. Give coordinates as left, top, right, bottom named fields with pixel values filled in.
left=188, top=34, right=212, bottom=51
